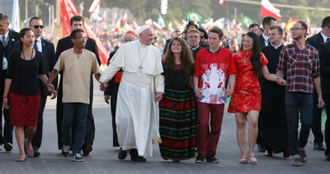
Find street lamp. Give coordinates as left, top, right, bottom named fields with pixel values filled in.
left=45, top=3, right=51, bottom=27
left=79, top=3, right=84, bottom=16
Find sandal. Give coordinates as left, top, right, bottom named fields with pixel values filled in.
left=239, top=155, right=247, bottom=164
left=16, top=156, right=26, bottom=162
left=248, top=154, right=258, bottom=164
left=25, top=141, right=34, bottom=158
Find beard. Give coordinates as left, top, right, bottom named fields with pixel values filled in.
left=292, top=34, right=303, bottom=41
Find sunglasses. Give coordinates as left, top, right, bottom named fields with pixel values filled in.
left=32, top=25, right=44, bottom=29
left=76, top=36, right=88, bottom=41
left=200, top=36, right=204, bottom=39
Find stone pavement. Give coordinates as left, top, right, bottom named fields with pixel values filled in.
left=0, top=79, right=329, bottom=174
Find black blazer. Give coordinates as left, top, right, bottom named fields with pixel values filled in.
left=306, top=32, right=324, bottom=49
left=259, top=34, right=266, bottom=48
left=0, top=29, right=19, bottom=86
left=56, top=36, right=100, bottom=65
left=319, top=41, right=330, bottom=95
left=13, top=38, right=58, bottom=95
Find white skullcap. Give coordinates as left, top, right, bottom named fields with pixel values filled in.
left=139, top=25, right=151, bottom=34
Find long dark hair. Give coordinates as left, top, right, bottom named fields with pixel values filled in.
left=246, top=32, right=261, bottom=77
left=162, top=37, right=194, bottom=74
left=15, top=28, right=33, bottom=77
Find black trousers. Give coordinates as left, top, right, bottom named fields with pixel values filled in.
left=56, top=74, right=95, bottom=150
left=324, top=95, right=330, bottom=152
left=0, top=70, right=13, bottom=145
left=312, top=90, right=324, bottom=144
left=31, top=92, right=47, bottom=148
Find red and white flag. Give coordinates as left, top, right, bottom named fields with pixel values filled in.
left=131, top=21, right=138, bottom=29
left=145, top=19, right=153, bottom=27
left=307, top=16, right=312, bottom=35
left=100, top=14, right=106, bottom=28
left=89, top=0, right=100, bottom=16
left=122, top=12, right=127, bottom=25
left=113, top=11, right=117, bottom=27
left=261, top=0, right=282, bottom=19
left=153, top=21, right=163, bottom=31
left=204, top=18, right=213, bottom=31
left=219, top=0, right=225, bottom=6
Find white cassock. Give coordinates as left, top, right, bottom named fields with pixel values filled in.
left=99, top=40, right=164, bottom=157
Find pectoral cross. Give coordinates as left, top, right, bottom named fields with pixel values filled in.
left=138, top=65, right=143, bottom=72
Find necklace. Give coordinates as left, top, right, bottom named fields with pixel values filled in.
left=22, top=49, right=33, bottom=60
left=137, top=41, right=148, bottom=73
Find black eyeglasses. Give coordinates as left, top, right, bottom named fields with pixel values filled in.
left=175, top=30, right=180, bottom=33
left=32, top=25, right=44, bottom=29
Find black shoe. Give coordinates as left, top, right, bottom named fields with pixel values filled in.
left=299, top=150, right=308, bottom=163
left=314, top=143, right=325, bottom=151
left=265, top=150, right=273, bottom=157
left=257, top=144, right=266, bottom=152
left=62, top=145, right=70, bottom=157
left=326, top=154, right=330, bottom=161
left=4, top=143, right=13, bottom=152
left=32, top=146, right=40, bottom=157
left=195, top=154, right=205, bottom=163
left=118, top=148, right=127, bottom=160
left=72, top=153, right=84, bottom=162
left=83, top=144, right=93, bottom=156
left=283, top=148, right=291, bottom=158
left=130, top=149, right=146, bottom=162
left=206, top=155, right=219, bottom=163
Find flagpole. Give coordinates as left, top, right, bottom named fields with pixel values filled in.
left=53, top=0, right=62, bottom=49
left=226, top=1, right=229, bottom=19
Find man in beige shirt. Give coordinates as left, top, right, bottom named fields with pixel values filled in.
left=47, top=29, right=101, bottom=162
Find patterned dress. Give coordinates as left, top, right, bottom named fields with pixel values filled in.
left=159, top=64, right=196, bottom=160
left=231, top=50, right=268, bottom=113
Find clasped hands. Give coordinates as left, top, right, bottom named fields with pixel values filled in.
left=47, top=84, right=57, bottom=99
left=195, top=87, right=233, bottom=98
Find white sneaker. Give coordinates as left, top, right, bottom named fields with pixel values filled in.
left=72, top=153, right=84, bottom=162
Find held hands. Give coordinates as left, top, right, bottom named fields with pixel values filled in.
left=100, top=82, right=108, bottom=92
left=194, top=88, right=202, bottom=98
left=156, top=92, right=163, bottom=102
left=47, top=84, right=57, bottom=99
left=225, top=88, right=233, bottom=97
left=276, top=78, right=286, bottom=86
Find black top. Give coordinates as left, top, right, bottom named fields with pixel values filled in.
left=163, top=64, right=194, bottom=90
left=191, top=46, right=203, bottom=60
left=6, top=50, right=45, bottom=95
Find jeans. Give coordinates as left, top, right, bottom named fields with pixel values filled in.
left=62, top=103, right=88, bottom=154
left=285, top=91, right=313, bottom=158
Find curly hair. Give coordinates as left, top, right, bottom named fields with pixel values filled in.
left=162, top=37, right=194, bottom=74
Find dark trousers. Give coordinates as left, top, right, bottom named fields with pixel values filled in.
left=324, top=95, right=330, bottom=152
left=56, top=74, right=95, bottom=150
left=197, top=103, right=224, bottom=158
left=31, top=93, right=47, bottom=148
left=285, top=91, right=313, bottom=156
left=0, top=70, right=13, bottom=145
left=312, top=90, right=324, bottom=144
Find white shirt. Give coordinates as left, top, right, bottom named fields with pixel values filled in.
left=0, top=30, right=9, bottom=46
left=262, top=33, right=269, bottom=46
left=320, top=31, right=330, bottom=43
left=270, top=43, right=282, bottom=49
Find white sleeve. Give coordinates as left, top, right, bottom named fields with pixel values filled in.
left=99, top=63, right=121, bottom=83
left=154, top=74, right=165, bottom=93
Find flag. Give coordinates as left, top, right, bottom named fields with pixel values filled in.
left=204, top=18, right=213, bottom=30
left=186, top=11, right=203, bottom=23
left=89, top=0, right=100, bottom=16
left=161, top=0, right=168, bottom=15
left=219, top=0, right=225, bottom=6
left=113, top=11, right=117, bottom=27
left=284, top=18, right=298, bottom=32
left=158, top=14, right=165, bottom=28
left=61, top=0, right=109, bottom=66
left=307, top=16, right=312, bottom=35
left=242, top=16, right=253, bottom=25
left=122, top=12, right=127, bottom=25
left=232, top=18, right=237, bottom=29
left=131, top=21, right=138, bottom=29
left=11, top=0, right=20, bottom=32
left=145, top=19, right=153, bottom=26
left=168, top=22, right=173, bottom=30
left=100, top=13, right=106, bottom=28
left=153, top=21, right=163, bottom=31
left=114, top=17, right=122, bottom=32
left=214, top=18, right=224, bottom=28
left=203, top=17, right=211, bottom=23
left=261, top=0, right=282, bottom=18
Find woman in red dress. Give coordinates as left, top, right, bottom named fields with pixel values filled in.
left=231, top=32, right=285, bottom=164
left=2, top=28, right=56, bottom=162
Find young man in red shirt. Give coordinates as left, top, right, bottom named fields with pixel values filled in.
left=193, top=27, right=237, bottom=163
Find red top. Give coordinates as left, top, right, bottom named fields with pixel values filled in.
left=193, top=47, right=237, bottom=104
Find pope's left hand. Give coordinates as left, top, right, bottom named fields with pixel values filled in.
left=155, top=92, right=163, bottom=102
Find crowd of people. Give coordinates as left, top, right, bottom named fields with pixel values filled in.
left=0, top=11, right=330, bottom=168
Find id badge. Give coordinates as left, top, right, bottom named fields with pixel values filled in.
left=2, top=57, right=7, bottom=70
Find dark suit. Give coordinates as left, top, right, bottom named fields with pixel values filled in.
left=163, top=38, right=171, bottom=55
left=0, top=29, right=19, bottom=146
left=13, top=38, right=58, bottom=149
left=306, top=32, right=325, bottom=145
left=259, top=34, right=268, bottom=48
left=55, top=36, right=100, bottom=150
left=319, top=41, right=330, bottom=155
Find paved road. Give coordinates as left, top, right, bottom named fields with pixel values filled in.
left=0, top=79, right=329, bottom=174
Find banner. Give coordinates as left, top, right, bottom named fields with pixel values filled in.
left=186, top=11, right=203, bottom=23
left=242, top=16, right=253, bottom=25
